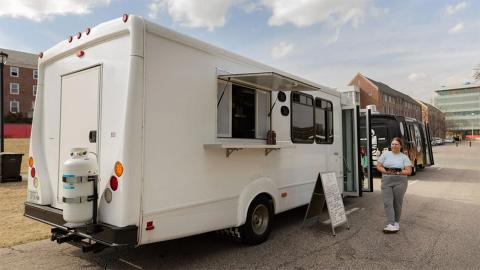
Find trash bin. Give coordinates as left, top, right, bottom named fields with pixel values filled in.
left=0, top=153, right=24, bottom=182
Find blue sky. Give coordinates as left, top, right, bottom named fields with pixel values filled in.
left=0, top=0, right=479, bottom=103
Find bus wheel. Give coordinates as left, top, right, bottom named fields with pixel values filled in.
left=241, top=195, right=274, bottom=245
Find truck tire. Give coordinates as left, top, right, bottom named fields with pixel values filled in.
left=240, top=195, right=274, bottom=245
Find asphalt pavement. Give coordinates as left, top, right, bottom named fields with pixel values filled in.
left=1, top=141, right=479, bottom=269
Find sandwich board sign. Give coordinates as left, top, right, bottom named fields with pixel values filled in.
left=304, top=172, right=350, bottom=235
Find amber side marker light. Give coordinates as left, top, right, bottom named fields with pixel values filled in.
left=114, top=161, right=124, bottom=177
left=28, top=157, right=34, bottom=168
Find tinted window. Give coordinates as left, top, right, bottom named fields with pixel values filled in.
left=315, top=98, right=334, bottom=144
left=291, top=92, right=314, bottom=143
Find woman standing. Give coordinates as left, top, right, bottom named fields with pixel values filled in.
left=376, top=137, right=412, bottom=233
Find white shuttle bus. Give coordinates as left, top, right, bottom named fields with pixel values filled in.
left=25, top=15, right=362, bottom=251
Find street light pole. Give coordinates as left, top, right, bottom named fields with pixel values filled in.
left=0, top=51, right=8, bottom=153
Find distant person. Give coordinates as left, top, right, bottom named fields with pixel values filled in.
left=376, top=137, right=413, bottom=233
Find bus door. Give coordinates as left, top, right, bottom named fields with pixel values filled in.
left=359, top=108, right=373, bottom=193
left=424, top=123, right=434, bottom=165
left=342, top=105, right=360, bottom=197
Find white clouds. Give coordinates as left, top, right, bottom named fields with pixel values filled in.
left=148, top=0, right=165, bottom=19
left=408, top=73, right=428, bottom=82
left=271, top=41, right=294, bottom=59
left=147, top=0, right=379, bottom=30
left=448, top=22, right=464, bottom=33
left=148, top=0, right=233, bottom=30
left=261, top=0, right=374, bottom=28
left=0, top=0, right=110, bottom=21
left=241, top=1, right=262, bottom=14
left=446, top=1, right=466, bottom=15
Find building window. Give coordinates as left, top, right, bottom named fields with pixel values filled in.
left=10, top=83, right=20, bottom=94
left=10, top=66, right=19, bottom=77
left=33, top=85, right=37, bottom=96
left=315, top=98, right=334, bottom=144
left=33, top=69, right=38, bottom=79
left=10, top=101, right=20, bottom=113
left=291, top=92, right=314, bottom=144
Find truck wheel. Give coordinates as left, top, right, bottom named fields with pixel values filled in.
left=241, top=195, right=273, bottom=245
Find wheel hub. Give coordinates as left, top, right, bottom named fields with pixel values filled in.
left=251, top=204, right=269, bottom=235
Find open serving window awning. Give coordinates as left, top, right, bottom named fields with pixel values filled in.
left=218, top=72, right=321, bottom=92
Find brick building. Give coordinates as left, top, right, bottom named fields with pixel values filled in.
left=418, top=101, right=446, bottom=138
left=0, top=48, right=38, bottom=119
left=349, top=73, right=422, bottom=121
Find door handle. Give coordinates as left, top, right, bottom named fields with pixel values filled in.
left=89, top=130, right=97, bottom=143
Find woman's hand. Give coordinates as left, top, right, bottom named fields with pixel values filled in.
left=401, top=166, right=412, bottom=176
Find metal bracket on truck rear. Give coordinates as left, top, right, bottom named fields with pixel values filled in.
left=24, top=202, right=138, bottom=250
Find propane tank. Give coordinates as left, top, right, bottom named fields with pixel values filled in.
left=62, top=148, right=98, bottom=227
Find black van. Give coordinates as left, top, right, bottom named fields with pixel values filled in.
left=360, top=114, right=433, bottom=175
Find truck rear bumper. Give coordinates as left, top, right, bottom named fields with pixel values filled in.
left=24, top=202, right=138, bottom=247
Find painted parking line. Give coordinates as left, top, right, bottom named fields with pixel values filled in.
left=322, top=207, right=360, bottom=224
left=119, top=258, right=143, bottom=269
left=409, top=180, right=418, bottom=185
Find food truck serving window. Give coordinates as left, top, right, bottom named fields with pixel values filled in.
left=217, top=80, right=270, bottom=139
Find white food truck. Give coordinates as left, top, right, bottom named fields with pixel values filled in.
left=25, top=15, right=363, bottom=252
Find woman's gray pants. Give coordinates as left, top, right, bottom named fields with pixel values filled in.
left=381, top=174, right=408, bottom=225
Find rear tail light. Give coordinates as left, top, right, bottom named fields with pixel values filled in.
left=110, top=176, right=118, bottom=191
left=30, top=167, right=36, bottom=178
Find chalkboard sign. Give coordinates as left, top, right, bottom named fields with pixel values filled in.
left=321, top=172, right=347, bottom=228
left=304, top=172, right=349, bottom=235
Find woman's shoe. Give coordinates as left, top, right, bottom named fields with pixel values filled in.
left=383, top=224, right=399, bottom=233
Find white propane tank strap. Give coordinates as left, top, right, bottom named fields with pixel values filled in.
left=62, top=175, right=98, bottom=183
left=62, top=196, right=93, bottom=204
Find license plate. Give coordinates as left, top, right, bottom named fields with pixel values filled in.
left=28, top=190, right=39, bottom=201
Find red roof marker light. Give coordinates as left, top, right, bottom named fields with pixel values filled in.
left=76, top=32, right=82, bottom=39
left=68, top=36, right=73, bottom=43
left=85, top=28, right=91, bottom=35
left=76, top=50, right=85, bottom=57
left=122, top=14, right=129, bottom=22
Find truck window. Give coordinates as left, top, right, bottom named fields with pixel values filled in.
left=315, top=98, right=334, bottom=144
left=291, top=92, right=314, bottom=144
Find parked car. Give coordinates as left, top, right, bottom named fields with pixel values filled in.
left=444, top=138, right=454, bottom=143
left=433, top=137, right=444, bottom=145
